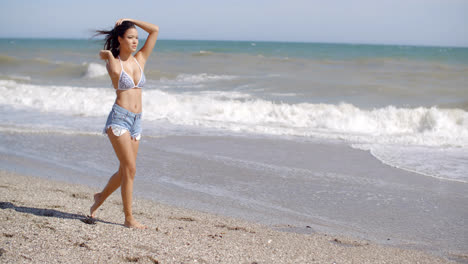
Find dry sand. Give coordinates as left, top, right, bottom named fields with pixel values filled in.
left=0, top=170, right=458, bottom=263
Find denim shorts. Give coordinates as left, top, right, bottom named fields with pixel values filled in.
left=103, top=104, right=142, bottom=140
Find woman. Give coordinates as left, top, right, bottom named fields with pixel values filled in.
left=90, top=18, right=159, bottom=229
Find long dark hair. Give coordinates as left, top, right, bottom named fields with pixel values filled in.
left=94, top=21, right=136, bottom=58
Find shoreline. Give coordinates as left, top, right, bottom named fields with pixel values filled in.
left=1, top=132, right=468, bottom=261
left=0, top=170, right=462, bottom=263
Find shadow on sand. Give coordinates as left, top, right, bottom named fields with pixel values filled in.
left=0, top=201, right=121, bottom=226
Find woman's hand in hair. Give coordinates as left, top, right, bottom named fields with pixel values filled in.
left=115, top=18, right=132, bottom=26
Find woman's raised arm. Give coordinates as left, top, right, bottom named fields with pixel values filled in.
left=116, top=18, right=159, bottom=62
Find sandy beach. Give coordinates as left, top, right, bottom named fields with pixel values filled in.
left=0, top=170, right=461, bottom=264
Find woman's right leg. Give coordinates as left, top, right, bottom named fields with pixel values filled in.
left=105, top=128, right=145, bottom=228
left=89, top=169, right=121, bottom=217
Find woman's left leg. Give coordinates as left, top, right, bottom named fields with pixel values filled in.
left=119, top=136, right=143, bottom=228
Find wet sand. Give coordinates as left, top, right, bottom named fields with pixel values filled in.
left=1, top=132, right=467, bottom=258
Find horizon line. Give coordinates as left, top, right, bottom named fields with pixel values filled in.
left=1, top=36, right=467, bottom=49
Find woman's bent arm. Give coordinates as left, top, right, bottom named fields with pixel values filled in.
left=100, top=50, right=120, bottom=85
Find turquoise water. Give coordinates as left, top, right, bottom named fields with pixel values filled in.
left=2, top=38, right=467, bottom=108
left=157, top=40, right=468, bottom=64
left=2, top=38, right=468, bottom=64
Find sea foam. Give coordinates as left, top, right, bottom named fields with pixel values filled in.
left=83, top=63, right=108, bottom=78
left=160, top=73, right=237, bottom=84
left=366, top=144, right=468, bottom=183
left=1, top=80, right=467, bottom=148
left=0, top=80, right=114, bottom=115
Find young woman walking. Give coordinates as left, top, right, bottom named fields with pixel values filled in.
left=90, top=18, right=159, bottom=229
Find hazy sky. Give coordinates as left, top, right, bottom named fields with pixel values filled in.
left=1, top=0, right=467, bottom=47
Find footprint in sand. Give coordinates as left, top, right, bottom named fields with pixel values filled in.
left=71, top=193, right=88, bottom=199
left=331, top=238, right=369, bottom=247
left=169, top=216, right=196, bottom=222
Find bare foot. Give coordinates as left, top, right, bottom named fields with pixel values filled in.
left=124, top=218, right=147, bottom=229
left=90, top=193, right=103, bottom=218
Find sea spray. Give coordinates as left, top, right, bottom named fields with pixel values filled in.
left=1, top=80, right=467, bottom=148
left=83, top=63, right=107, bottom=78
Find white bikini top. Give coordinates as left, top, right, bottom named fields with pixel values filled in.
left=117, top=56, right=146, bottom=90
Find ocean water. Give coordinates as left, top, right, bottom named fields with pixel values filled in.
left=2, top=39, right=468, bottom=257
left=1, top=38, right=467, bottom=183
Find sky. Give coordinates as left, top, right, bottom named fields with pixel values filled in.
left=0, top=0, right=467, bottom=47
